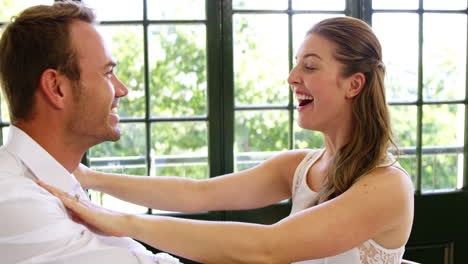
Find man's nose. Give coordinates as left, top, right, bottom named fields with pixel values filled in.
left=114, top=76, right=129, bottom=98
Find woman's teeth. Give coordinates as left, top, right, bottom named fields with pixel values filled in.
left=296, top=94, right=314, bottom=101
left=296, top=94, right=314, bottom=107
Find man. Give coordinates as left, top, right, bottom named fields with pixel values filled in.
left=0, top=2, right=180, bottom=263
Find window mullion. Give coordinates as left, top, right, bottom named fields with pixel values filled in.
left=345, top=0, right=372, bottom=24
left=346, top=0, right=361, bottom=19
left=143, top=0, right=152, bottom=215
left=464, top=12, right=468, bottom=191
left=206, top=0, right=224, bottom=178
left=362, top=0, right=373, bottom=24
left=288, top=0, right=294, bottom=150
left=221, top=0, right=235, bottom=175
left=415, top=0, right=424, bottom=194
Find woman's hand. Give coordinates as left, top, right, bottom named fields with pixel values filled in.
left=36, top=180, right=130, bottom=237
left=73, top=163, right=95, bottom=189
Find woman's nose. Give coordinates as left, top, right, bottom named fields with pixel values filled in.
left=287, top=65, right=300, bottom=86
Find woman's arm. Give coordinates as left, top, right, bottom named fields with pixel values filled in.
left=128, top=166, right=414, bottom=263
left=38, top=165, right=414, bottom=264
left=75, top=150, right=306, bottom=213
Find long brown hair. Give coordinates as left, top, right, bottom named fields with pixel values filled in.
left=308, top=17, right=398, bottom=204
left=0, top=1, right=95, bottom=123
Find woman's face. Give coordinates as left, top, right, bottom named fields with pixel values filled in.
left=288, top=33, right=354, bottom=134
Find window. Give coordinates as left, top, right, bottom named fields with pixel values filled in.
left=372, top=0, right=467, bottom=192
left=231, top=2, right=344, bottom=172
left=80, top=0, right=210, bottom=214
left=0, top=0, right=467, bottom=216
left=232, top=0, right=345, bottom=174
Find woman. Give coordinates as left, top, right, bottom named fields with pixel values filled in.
left=39, top=17, right=414, bottom=264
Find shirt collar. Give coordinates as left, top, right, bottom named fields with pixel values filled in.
left=4, top=125, right=78, bottom=193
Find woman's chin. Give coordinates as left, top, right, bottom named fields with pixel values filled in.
left=297, top=121, right=319, bottom=132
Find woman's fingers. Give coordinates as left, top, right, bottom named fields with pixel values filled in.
left=36, top=178, right=96, bottom=217
left=35, top=178, right=127, bottom=237
left=35, top=179, right=86, bottom=211
left=35, top=179, right=70, bottom=198
left=59, top=192, right=90, bottom=212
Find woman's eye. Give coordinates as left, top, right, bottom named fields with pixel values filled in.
left=105, top=70, right=113, bottom=78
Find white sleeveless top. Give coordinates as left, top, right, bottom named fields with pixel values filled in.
left=290, top=149, right=407, bottom=264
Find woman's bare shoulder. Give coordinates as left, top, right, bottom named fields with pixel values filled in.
left=351, top=165, right=414, bottom=217
left=363, top=166, right=414, bottom=192
left=272, top=149, right=320, bottom=170
left=272, top=149, right=321, bottom=186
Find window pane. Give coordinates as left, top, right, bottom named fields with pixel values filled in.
left=423, top=14, right=466, bottom=101
left=88, top=122, right=147, bottom=213
left=424, top=0, right=467, bottom=10
left=233, top=0, right=287, bottom=10
left=390, top=105, right=417, bottom=147
left=148, top=0, right=205, bottom=20
left=2, top=126, right=9, bottom=144
left=422, top=104, right=465, bottom=147
left=234, top=14, right=289, bottom=106
left=151, top=121, right=208, bottom=180
left=0, top=89, right=8, bottom=123
left=372, top=0, right=418, bottom=10
left=293, top=120, right=323, bottom=150
left=398, top=155, right=417, bottom=186
left=292, top=14, right=343, bottom=54
left=98, top=26, right=145, bottom=118
left=89, top=123, right=147, bottom=169
left=0, top=0, right=53, bottom=22
left=82, top=0, right=142, bottom=21
left=422, top=153, right=461, bottom=192
left=293, top=0, right=345, bottom=11
left=149, top=25, right=207, bottom=117
left=234, top=110, right=289, bottom=171
left=373, top=13, right=418, bottom=102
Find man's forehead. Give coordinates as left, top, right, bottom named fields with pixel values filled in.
left=69, top=20, right=112, bottom=63
left=69, top=19, right=98, bottom=37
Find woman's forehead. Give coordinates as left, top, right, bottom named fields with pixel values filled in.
left=296, top=33, right=336, bottom=61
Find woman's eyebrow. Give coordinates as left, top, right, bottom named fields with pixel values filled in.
left=294, top=53, right=322, bottom=61
left=303, top=53, right=322, bottom=60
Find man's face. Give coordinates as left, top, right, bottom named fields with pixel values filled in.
left=67, top=20, right=128, bottom=145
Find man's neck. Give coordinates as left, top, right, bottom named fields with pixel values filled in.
left=14, top=121, right=87, bottom=173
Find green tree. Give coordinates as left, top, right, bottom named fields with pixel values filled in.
left=90, top=25, right=208, bottom=180
left=0, top=1, right=463, bottom=192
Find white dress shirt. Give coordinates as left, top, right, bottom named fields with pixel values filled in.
left=0, top=126, right=181, bottom=264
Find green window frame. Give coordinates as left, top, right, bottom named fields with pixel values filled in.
left=369, top=0, right=468, bottom=193
left=0, top=0, right=467, bottom=215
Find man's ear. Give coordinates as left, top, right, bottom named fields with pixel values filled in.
left=39, top=69, right=68, bottom=109
left=345, top=72, right=366, bottom=99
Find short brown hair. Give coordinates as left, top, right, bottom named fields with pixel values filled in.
left=0, top=1, right=95, bottom=123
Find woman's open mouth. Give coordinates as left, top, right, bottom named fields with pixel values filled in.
left=299, top=99, right=314, bottom=106
left=296, top=93, right=314, bottom=107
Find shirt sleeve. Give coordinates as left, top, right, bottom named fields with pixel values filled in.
left=0, top=176, right=180, bottom=264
